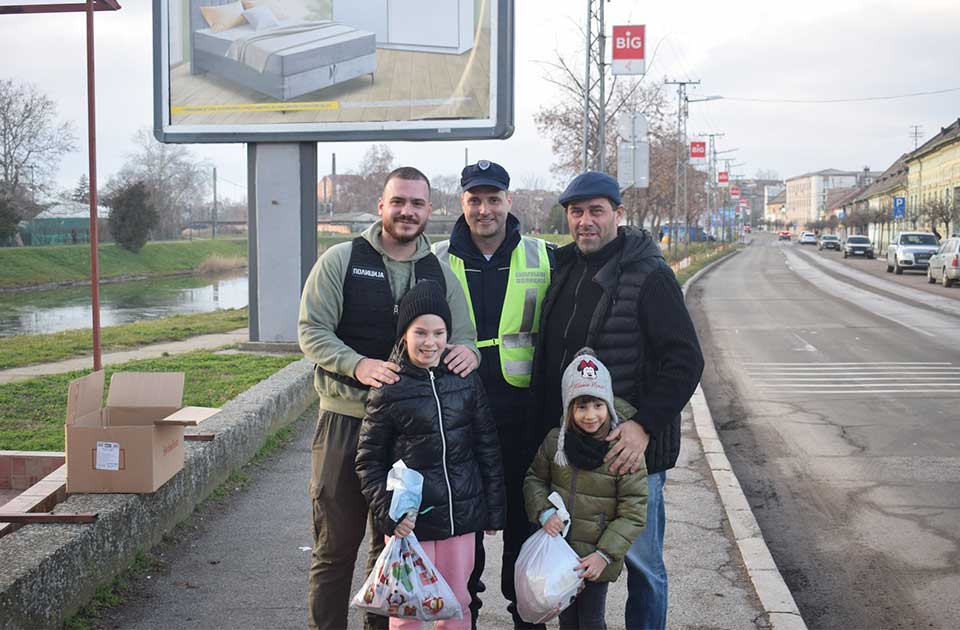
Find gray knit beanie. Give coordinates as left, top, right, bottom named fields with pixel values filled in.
left=555, top=347, right=620, bottom=467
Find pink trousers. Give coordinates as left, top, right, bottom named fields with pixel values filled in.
left=389, top=532, right=475, bottom=630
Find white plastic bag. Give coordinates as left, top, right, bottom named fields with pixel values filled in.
left=386, top=459, right=424, bottom=522
left=514, top=493, right=584, bottom=624
left=352, top=531, right=463, bottom=622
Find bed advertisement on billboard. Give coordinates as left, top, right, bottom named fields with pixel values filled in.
left=153, top=0, right=514, bottom=143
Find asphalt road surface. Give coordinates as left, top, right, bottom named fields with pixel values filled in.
left=689, top=233, right=960, bottom=629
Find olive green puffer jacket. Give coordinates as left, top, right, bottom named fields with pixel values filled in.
left=524, top=428, right=648, bottom=582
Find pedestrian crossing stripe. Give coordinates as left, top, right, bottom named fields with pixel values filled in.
left=743, top=362, right=960, bottom=396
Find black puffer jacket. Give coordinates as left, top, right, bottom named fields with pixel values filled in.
left=356, top=354, right=506, bottom=541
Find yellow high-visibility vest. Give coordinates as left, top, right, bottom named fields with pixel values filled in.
left=434, top=236, right=551, bottom=388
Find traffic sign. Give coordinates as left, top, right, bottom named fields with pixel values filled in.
left=611, top=25, right=646, bottom=75
left=730, top=185, right=740, bottom=198
left=618, top=112, right=649, bottom=141
left=893, top=196, right=906, bottom=219
left=617, top=141, right=650, bottom=189
left=690, top=141, right=706, bottom=159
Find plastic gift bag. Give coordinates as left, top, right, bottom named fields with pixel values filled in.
left=352, top=532, right=463, bottom=622
left=352, top=460, right=461, bottom=622
left=514, top=492, right=583, bottom=624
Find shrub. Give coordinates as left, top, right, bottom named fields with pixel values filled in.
left=107, top=181, right=158, bottom=253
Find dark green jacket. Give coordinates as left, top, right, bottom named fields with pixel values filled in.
left=524, top=428, right=648, bottom=582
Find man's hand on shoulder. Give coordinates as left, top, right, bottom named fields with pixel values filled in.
left=443, top=344, right=479, bottom=377
left=354, top=358, right=401, bottom=389
left=604, top=420, right=650, bottom=475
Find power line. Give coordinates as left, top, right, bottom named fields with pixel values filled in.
left=720, top=86, right=960, bottom=104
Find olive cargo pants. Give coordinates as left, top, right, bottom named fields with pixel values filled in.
left=308, top=410, right=387, bottom=630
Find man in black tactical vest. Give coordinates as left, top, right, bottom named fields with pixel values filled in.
left=298, top=166, right=480, bottom=630
left=433, top=160, right=553, bottom=629
left=528, top=171, right=704, bottom=630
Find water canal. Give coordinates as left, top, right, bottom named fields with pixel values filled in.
left=0, top=272, right=248, bottom=337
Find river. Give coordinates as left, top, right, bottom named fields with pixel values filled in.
left=0, top=272, right=249, bottom=338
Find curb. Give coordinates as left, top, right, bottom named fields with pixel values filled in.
left=682, top=250, right=808, bottom=630
left=0, top=359, right=317, bottom=629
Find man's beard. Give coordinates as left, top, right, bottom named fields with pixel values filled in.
left=383, top=215, right=426, bottom=243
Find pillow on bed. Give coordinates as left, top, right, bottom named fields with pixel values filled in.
left=242, top=5, right=279, bottom=30
left=241, top=0, right=288, bottom=20
left=199, top=1, right=247, bottom=32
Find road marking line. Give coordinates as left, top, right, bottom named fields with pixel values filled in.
left=754, top=383, right=960, bottom=388
left=743, top=362, right=953, bottom=366
left=791, top=333, right=818, bottom=352
left=753, top=376, right=960, bottom=382
left=759, top=389, right=959, bottom=395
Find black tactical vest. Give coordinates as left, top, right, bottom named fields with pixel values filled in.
left=330, top=237, right=445, bottom=386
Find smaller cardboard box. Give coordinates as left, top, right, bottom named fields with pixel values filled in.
left=65, top=370, right=220, bottom=493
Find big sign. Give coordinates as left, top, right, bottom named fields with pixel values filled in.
left=730, top=185, right=741, bottom=198
left=690, top=141, right=706, bottom=159
left=611, top=25, right=645, bottom=75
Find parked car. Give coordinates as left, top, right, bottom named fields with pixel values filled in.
left=927, top=236, right=960, bottom=287
left=798, top=232, right=817, bottom=245
left=886, top=231, right=940, bottom=274
left=818, top=234, right=841, bottom=251
left=778, top=230, right=791, bottom=241
left=842, top=235, right=875, bottom=259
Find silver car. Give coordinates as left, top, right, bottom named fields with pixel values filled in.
left=927, top=237, right=960, bottom=287
left=886, top=231, right=940, bottom=274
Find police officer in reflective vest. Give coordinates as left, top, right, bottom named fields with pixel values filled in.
left=433, top=160, right=553, bottom=629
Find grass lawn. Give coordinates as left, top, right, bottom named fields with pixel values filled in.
left=676, top=243, right=738, bottom=285
left=0, top=350, right=302, bottom=451
left=0, top=308, right=248, bottom=370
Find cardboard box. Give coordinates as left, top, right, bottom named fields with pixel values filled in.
left=65, top=371, right=220, bottom=493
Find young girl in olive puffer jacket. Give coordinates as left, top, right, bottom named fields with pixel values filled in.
left=524, top=348, right=648, bottom=630
left=356, top=280, right=505, bottom=630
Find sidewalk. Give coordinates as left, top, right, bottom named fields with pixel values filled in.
left=0, top=329, right=248, bottom=384
left=96, top=401, right=783, bottom=630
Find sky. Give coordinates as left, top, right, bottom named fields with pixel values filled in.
left=1, top=0, right=959, bottom=203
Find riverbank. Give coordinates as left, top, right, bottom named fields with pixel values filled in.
left=0, top=308, right=247, bottom=370
left=0, top=239, right=248, bottom=291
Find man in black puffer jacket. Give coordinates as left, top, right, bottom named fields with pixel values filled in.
left=528, top=172, right=704, bottom=630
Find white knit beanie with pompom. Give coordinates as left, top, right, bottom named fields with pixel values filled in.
left=554, top=347, right=619, bottom=467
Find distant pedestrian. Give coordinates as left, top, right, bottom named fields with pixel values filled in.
left=525, top=349, right=648, bottom=630
left=356, top=279, right=505, bottom=630
left=528, top=171, right=704, bottom=630
left=933, top=225, right=942, bottom=241
left=298, top=167, right=480, bottom=630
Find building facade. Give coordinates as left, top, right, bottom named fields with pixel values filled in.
left=905, top=118, right=960, bottom=227
left=784, top=168, right=880, bottom=228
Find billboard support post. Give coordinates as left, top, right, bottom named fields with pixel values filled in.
left=246, top=143, right=318, bottom=344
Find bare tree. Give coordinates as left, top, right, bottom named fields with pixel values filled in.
left=0, top=79, right=77, bottom=215
left=431, top=174, right=461, bottom=216
left=920, top=197, right=957, bottom=238
left=104, top=129, right=210, bottom=240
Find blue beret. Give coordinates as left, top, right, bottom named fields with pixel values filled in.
left=558, top=171, right=622, bottom=207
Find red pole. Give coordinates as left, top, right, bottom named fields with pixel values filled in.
left=86, top=0, right=102, bottom=371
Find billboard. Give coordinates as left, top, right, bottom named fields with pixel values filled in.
left=689, top=141, right=706, bottom=159
left=611, top=25, right=645, bottom=76
left=718, top=170, right=729, bottom=187
left=153, top=0, right=514, bottom=143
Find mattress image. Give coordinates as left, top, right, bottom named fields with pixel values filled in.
left=194, top=20, right=376, bottom=77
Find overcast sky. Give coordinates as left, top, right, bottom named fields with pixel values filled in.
left=1, top=0, right=958, bottom=203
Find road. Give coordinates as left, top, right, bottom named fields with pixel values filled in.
left=688, top=233, right=960, bottom=629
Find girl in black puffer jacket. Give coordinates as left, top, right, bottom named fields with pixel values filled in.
left=356, top=280, right=505, bottom=630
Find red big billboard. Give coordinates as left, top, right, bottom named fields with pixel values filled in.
left=690, top=141, right=706, bottom=159
left=612, top=25, right=646, bottom=75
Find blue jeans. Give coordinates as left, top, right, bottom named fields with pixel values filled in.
left=625, top=471, right=667, bottom=630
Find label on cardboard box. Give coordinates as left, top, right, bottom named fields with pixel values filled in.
left=96, top=441, right=120, bottom=471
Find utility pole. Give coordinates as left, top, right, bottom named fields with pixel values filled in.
left=582, top=0, right=606, bottom=171
left=665, top=79, right=699, bottom=257
left=464, top=147, right=469, bottom=167
left=697, top=132, right=725, bottom=248
left=212, top=166, right=218, bottom=240
left=331, top=153, right=337, bottom=217
left=910, top=125, right=923, bottom=150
